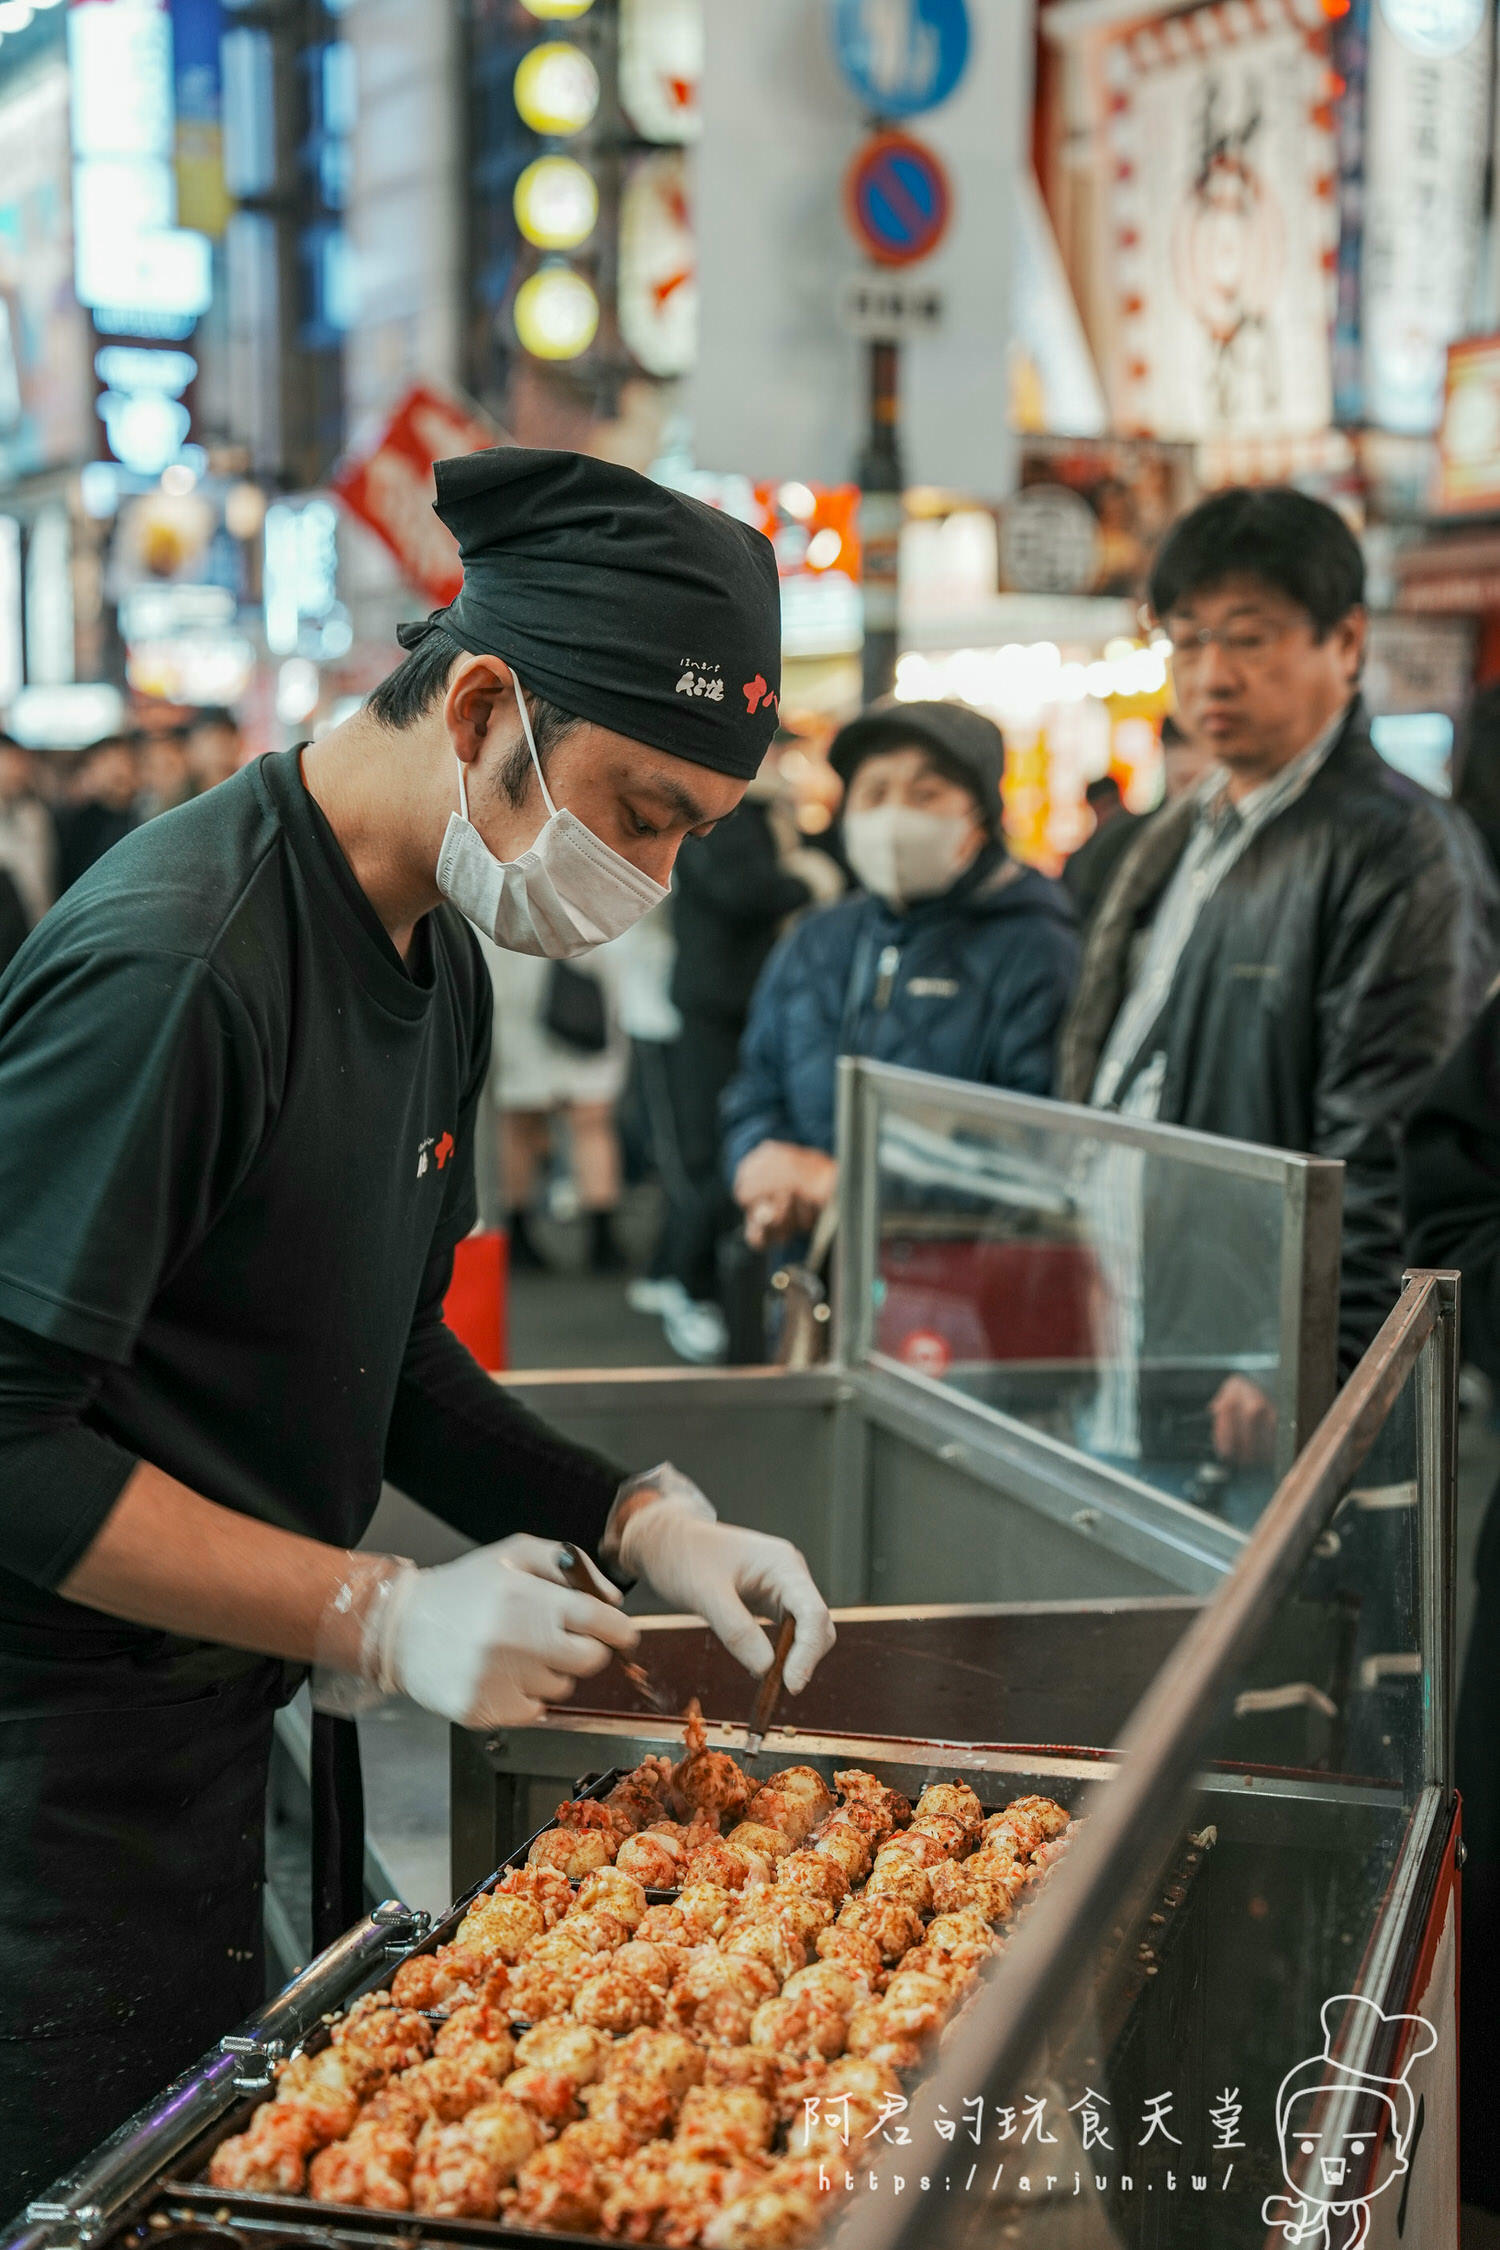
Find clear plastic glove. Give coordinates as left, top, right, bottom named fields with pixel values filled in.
left=317, top=1534, right=639, bottom=1729
left=606, top=1464, right=835, bottom=1695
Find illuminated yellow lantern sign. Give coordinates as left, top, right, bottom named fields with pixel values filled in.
left=514, top=155, right=599, bottom=251
left=514, top=266, right=600, bottom=360
left=521, top=0, right=595, bottom=17
left=514, top=41, right=600, bottom=136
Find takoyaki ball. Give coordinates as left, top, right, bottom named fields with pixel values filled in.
left=391, top=1943, right=499, bottom=2015
left=703, top=2046, right=805, bottom=2119
left=872, top=1829, right=944, bottom=1871
left=455, top=1891, right=546, bottom=1964
left=743, top=1788, right=816, bottom=1847
left=510, top=2122, right=629, bottom=2232
left=394, top=2055, right=503, bottom=2126
left=409, top=2093, right=539, bottom=2218
left=331, top=1992, right=434, bottom=2080
left=496, top=1863, right=576, bottom=1926
left=818, top=1798, right=888, bottom=1847
left=832, top=1771, right=912, bottom=1832
left=684, top=1841, right=753, bottom=1892
left=527, top=1827, right=615, bottom=1880
left=954, top=1861, right=1026, bottom=1927
left=668, top=1947, right=779, bottom=2045
left=835, top=1895, right=924, bottom=1965
left=864, top=1855, right=932, bottom=1915
left=913, top=1782, right=984, bottom=1842
left=208, top=2105, right=322, bottom=2195
left=813, top=1925, right=886, bottom=1989
left=768, top=1768, right=836, bottom=1822
left=812, top=1825, right=871, bottom=1885
left=540, top=1908, right=629, bottom=1959
left=725, top=1820, right=795, bottom=1865
left=570, top=1966, right=663, bottom=2035
left=925, top=1907, right=995, bottom=1957
left=612, top=1938, right=687, bottom=1992
left=600, top=2143, right=769, bottom=2248
left=678, top=1880, right=739, bottom=1939
left=842, top=2005, right=926, bottom=2075
left=781, top=1963, right=861, bottom=2013
left=672, top=1748, right=754, bottom=1827
left=616, top=1831, right=686, bottom=1889
left=574, top=1868, right=649, bottom=1931
left=785, top=2057, right=903, bottom=2158
left=675, top=2083, right=777, bottom=2163
left=514, top=2020, right=612, bottom=2081
left=506, top=1953, right=598, bottom=2023
left=880, top=1970, right=956, bottom=2033
left=702, top=2157, right=842, bottom=2250
left=774, top=1853, right=849, bottom=1909
left=501, top=2062, right=585, bottom=2134
left=996, top=1794, right=1070, bottom=1844
left=755, top=1893, right=833, bottom=1944
left=749, top=1993, right=849, bottom=2063
left=432, top=2002, right=518, bottom=2080
left=638, top=1902, right=694, bottom=1945
left=308, top=2118, right=419, bottom=2211
left=907, top=1812, right=969, bottom=1860
left=271, top=2044, right=367, bottom=2140
left=722, top=1915, right=809, bottom=1986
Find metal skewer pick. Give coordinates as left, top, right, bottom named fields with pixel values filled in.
left=557, top=1544, right=675, bottom=1714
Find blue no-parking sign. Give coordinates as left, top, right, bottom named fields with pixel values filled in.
left=832, top=0, right=971, bottom=118
left=844, top=132, right=951, bottom=267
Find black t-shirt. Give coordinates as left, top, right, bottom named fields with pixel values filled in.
left=0, top=749, right=622, bottom=1647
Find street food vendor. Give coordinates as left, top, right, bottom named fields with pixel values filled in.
left=0, top=447, right=835, bottom=2214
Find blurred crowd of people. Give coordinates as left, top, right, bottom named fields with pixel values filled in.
left=482, top=487, right=1500, bottom=1408
left=0, top=709, right=244, bottom=972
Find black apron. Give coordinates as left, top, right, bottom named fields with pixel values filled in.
left=0, top=1636, right=304, bottom=2221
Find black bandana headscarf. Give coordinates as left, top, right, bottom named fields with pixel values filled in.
left=398, top=446, right=783, bottom=781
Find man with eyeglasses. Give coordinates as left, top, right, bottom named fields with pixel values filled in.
left=1059, top=485, right=1486, bottom=1466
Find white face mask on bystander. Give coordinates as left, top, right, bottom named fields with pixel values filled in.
left=842, top=804, right=977, bottom=908
left=435, top=676, right=668, bottom=957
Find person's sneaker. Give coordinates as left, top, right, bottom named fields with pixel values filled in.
left=663, top=1294, right=729, bottom=1365
left=626, top=1276, right=686, bottom=1316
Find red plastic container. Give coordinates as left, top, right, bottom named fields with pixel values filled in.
left=442, top=1227, right=509, bottom=1371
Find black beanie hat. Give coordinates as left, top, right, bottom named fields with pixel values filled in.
left=830, top=700, right=1006, bottom=835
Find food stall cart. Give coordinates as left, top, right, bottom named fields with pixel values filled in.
left=12, top=1065, right=1458, bottom=2250
left=3, top=1259, right=1457, bottom=2250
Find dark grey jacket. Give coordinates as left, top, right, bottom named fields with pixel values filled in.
left=1059, top=703, right=1491, bottom=1371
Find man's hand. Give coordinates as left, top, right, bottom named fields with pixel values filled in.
left=605, top=1463, right=835, bottom=1695
left=733, top=1141, right=837, bottom=1249
left=1209, top=1375, right=1278, bottom=1469
left=355, top=1534, right=640, bottom=1729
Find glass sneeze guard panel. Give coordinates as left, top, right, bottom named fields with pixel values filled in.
left=837, top=1061, right=1344, bottom=1535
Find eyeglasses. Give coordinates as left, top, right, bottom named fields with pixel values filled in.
left=1161, top=619, right=1296, bottom=666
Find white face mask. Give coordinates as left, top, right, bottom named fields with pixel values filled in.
left=843, top=804, right=977, bottom=907
left=436, top=679, right=668, bottom=958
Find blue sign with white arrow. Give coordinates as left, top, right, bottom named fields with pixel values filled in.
left=832, top=0, right=971, bottom=119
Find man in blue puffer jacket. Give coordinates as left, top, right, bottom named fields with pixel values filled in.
left=722, top=701, right=1079, bottom=1250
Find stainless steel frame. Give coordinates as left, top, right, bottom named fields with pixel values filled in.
left=842, top=1266, right=1459, bottom=2250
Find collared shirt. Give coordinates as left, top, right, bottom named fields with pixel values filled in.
left=1091, top=706, right=1348, bottom=1115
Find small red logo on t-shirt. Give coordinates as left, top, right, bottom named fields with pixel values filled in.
left=743, top=674, right=777, bottom=716
left=435, top=1131, right=455, bottom=1171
